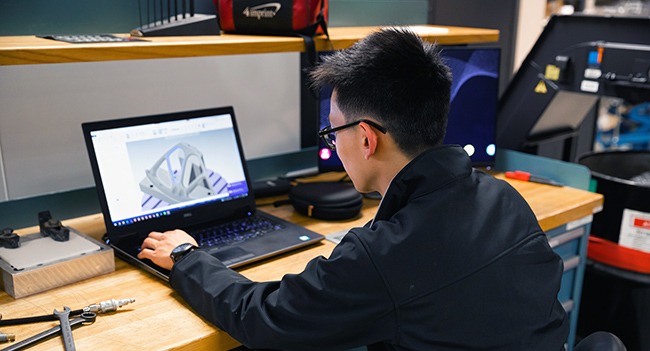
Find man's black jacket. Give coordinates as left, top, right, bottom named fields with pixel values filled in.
left=170, top=145, right=569, bottom=350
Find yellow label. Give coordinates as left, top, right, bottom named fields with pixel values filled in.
left=535, top=80, right=547, bottom=94
left=545, top=64, right=560, bottom=81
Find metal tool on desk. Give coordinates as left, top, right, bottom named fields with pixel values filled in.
left=0, top=312, right=96, bottom=351
left=0, top=298, right=134, bottom=350
left=0, top=332, right=15, bottom=343
left=0, top=298, right=135, bottom=327
left=53, top=307, right=75, bottom=351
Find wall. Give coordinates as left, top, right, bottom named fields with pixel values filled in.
left=513, top=0, right=547, bottom=73
left=0, top=54, right=301, bottom=199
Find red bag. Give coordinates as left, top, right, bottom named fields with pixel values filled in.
left=216, top=0, right=328, bottom=36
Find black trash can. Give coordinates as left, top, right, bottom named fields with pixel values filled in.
left=577, top=150, right=650, bottom=351
left=579, top=151, right=650, bottom=245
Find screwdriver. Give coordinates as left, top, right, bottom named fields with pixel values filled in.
left=505, top=170, right=563, bottom=187
left=0, top=298, right=135, bottom=327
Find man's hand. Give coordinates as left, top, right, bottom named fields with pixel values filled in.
left=138, top=229, right=198, bottom=271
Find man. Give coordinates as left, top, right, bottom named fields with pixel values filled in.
left=138, top=28, right=568, bottom=350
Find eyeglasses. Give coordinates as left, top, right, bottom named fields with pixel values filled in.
left=318, top=119, right=387, bottom=151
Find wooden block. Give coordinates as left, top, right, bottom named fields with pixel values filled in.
left=0, top=227, right=115, bottom=298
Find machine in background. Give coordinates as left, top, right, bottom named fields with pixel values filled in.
left=497, top=14, right=650, bottom=161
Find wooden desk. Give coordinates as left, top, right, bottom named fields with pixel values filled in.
left=0, top=174, right=602, bottom=351
left=0, top=25, right=499, bottom=66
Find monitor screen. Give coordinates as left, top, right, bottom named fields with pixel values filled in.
left=318, top=47, right=500, bottom=171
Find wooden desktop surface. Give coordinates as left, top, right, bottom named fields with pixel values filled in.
left=0, top=25, right=499, bottom=66
left=0, top=173, right=602, bottom=351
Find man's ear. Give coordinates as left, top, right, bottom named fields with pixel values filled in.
left=359, top=121, right=378, bottom=160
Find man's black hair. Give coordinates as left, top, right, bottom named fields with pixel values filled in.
left=309, top=27, right=452, bottom=157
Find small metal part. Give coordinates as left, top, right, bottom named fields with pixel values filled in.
left=38, top=211, right=70, bottom=242
left=1, top=312, right=95, bottom=351
left=83, top=298, right=135, bottom=314
left=0, top=228, right=20, bottom=249
left=76, top=312, right=97, bottom=325
left=0, top=332, right=16, bottom=342
left=53, top=307, right=75, bottom=351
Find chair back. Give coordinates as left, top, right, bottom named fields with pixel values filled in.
left=574, top=331, right=626, bottom=351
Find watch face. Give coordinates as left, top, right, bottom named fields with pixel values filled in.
left=171, top=243, right=196, bottom=262
left=173, top=243, right=192, bottom=254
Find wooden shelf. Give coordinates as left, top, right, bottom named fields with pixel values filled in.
left=0, top=25, right=499, bottom=65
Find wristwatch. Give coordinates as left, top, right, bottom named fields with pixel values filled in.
left=170, top=243, right=198, bottom=263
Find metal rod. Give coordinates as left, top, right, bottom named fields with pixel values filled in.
left=138, top=0, right=144, bottom=28
left=147, top=0, right=151, bottom=28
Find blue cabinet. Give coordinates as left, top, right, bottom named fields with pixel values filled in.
left=546, top=215, right=594, bottom=351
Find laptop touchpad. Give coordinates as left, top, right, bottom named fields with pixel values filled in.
left=212, top=247, right=255, bottom=266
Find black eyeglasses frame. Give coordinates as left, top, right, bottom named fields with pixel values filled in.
left=318, top=119, right=388, bottom=150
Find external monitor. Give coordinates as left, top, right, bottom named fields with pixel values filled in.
left=317, top=47, right=500, bottom=172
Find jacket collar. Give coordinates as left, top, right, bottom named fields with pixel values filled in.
left=374, top=145, right=473, bottom=222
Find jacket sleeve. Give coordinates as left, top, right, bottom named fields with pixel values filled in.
left=169, top=232, right=395, bottom=350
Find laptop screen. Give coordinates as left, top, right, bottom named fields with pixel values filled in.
left=83, top=107, right=253, bottom=236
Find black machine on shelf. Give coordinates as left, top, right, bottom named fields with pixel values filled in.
left=496, top=14, right=650, bottom=161
left=131, top=0, right=220, bottom=37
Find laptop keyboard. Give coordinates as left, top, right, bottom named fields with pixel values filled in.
left=193, top=214, right=285, bottom=248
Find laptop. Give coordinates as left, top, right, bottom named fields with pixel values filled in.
left=82, top=106, right=324, bottom=280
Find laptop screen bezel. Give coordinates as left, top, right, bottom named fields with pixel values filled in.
left=82, top=106, right=256, bottom=243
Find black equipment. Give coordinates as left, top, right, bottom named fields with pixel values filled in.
left=496, top=14, right=650, bottom=161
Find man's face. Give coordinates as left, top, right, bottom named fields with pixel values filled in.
left=328, top=90, right=348, bottom=157
left=330, top=91, right=367, bottom=192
